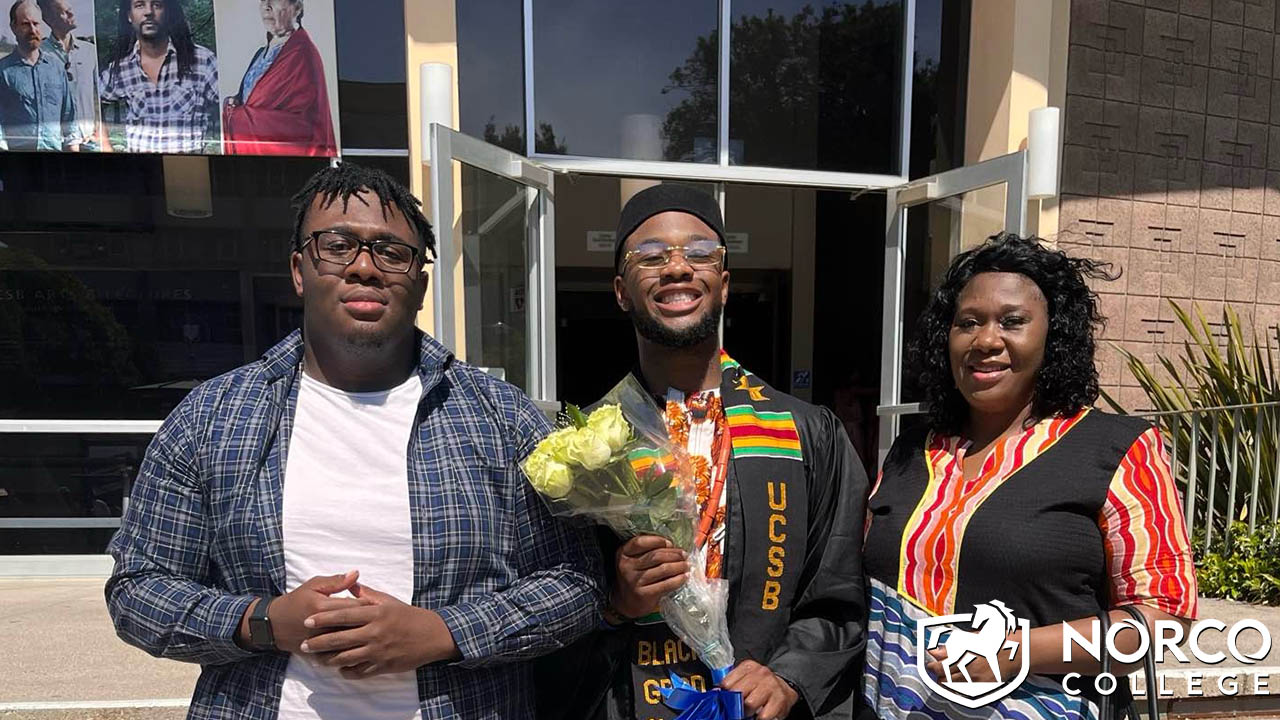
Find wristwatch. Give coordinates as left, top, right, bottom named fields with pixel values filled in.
left=248, top=596, right=277, bottom=651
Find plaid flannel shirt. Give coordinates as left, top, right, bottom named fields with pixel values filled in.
left=98, top=40, right=218, bottom=153
left=106, top=330, right=603, bottom=719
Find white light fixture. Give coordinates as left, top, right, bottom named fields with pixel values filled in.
left=420, top=62, right=454, bottom=164
left=1027, top=106, right=1061, bottom=200
left=163, top=155, right=212, bottom=218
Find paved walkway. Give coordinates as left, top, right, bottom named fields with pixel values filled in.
left=6, top=580, right=1280, bottom=718
left=0, top=579, right=196, bottom=718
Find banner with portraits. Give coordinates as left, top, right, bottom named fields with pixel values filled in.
left=0, top=0, right=340, bottom=156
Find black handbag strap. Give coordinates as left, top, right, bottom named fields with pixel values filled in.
left=1117, top=605, right=1161, bottom=720
left=1097, top=610, right=1113, bottom=720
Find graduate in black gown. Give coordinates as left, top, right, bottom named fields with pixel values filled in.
left=536, top=185, right=869, bottom=720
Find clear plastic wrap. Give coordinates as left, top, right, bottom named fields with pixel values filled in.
left=521, top=373, right=736, bottom=680
left=660, top=546, right=735, bottom=681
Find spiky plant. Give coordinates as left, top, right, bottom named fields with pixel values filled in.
left=1103, top=302, right=1280, bottom=547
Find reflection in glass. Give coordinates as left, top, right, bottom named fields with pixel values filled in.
left=458, top=0, right=526, bottom=154
left=460, top=164, right=531, bottom=391
left=0, top=153, right=325, bottom=419
left=335, top=0, right=407, bottom=148
left=348, top=155, right=409, bottom=187
left=533, top=0, right=718, bottom=161
left=910, top=0, right=969, bottom=178
left=0, top=433, right=152, bottom=554
left=723, top=0, right=902, bottom=173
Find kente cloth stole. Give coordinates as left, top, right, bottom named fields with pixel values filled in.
left=717, top=351, right=808, bottom=652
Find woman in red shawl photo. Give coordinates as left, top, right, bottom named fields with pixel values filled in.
left=222, top=0, right=336, bottom=156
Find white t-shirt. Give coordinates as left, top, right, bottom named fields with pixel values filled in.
left=277, top=372, right=424, bottom=720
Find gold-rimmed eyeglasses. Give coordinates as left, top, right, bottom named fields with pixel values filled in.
left=297, top=230, right=432, bottom=274
left=621, top=239, right=725, bottom=272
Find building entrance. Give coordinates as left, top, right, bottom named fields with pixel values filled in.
left=427, top=128, right=1031, bottom=474
left=550, top=172, right=888, bottom=475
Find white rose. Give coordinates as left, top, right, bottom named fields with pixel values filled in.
left=540, top=427, right=576, bottom=464
left=587, top=404, right=632, bottom=453
left=538, top=460, right=574, bottom=498
left=524, top=449, right=574, bottom=499
left=566, top=427, right=612, bottom=471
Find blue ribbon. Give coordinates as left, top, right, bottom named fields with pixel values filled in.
left=659, top=671, right=745, bottom=720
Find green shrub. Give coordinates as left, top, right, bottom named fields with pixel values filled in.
left=1195, top=521, right=1280, bottom=605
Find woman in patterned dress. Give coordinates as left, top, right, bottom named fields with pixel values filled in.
left=863, top=233, right=1197, bottom=720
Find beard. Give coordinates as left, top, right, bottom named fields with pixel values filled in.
left=341, top=323, right=393, bottom=355
left=629, top=296, right=723, bottom=349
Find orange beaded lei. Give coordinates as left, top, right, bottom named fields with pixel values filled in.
left=665, top=391, right=730, bottom=579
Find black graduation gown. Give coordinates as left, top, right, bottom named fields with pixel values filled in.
left=535, top=358, right=869, bottom=720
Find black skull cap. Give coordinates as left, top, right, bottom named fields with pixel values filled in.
left=614, top=183, right=726, bottom=274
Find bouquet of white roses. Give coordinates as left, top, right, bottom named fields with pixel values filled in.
left=521, top=374, right=737, bottom=684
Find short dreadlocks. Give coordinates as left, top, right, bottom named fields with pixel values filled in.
left=290, top=162, right=436, bottom=258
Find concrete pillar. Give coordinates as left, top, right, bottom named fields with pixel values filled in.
left=405, top=0, right=462, bottom=343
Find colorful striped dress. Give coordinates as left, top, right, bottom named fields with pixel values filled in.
left=862, top=409, right=1198, bottom=720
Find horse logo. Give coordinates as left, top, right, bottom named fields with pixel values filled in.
left=916, top=600, right=1031, bottom=708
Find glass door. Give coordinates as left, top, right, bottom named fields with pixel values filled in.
left=877, top=150, right=1029, bottom=467
left=428, top=126, right=557, bottom=402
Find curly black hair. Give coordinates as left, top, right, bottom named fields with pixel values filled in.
left=907, top=233, right=1119, bottom=435
left=291, top=162, right=435, bottom=259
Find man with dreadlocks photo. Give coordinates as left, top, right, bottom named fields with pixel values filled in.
left=98, top=0, right=218, bottom=153
left=105, top=162, right=603, bottom=719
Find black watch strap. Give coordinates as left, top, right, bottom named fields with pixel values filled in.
left=248, top=595, right=276, bottom=652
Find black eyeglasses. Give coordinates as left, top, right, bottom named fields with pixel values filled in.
left=297, top=230, right=432, bottom=274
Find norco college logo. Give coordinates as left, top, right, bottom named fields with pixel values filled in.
left=917, top=601, right=1031, bottom=708
left=917, top=600, right=1274, bottom=710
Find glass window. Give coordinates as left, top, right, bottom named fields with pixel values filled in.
left=458, top=164, right=533, bottom=391
left=0, top=153, right=327, bottom=420
left=728, top=0, right=903, bottom=174
left=533, top=0, right=719, bottom=161
left=0, top=434, right=152, bottom=554
left=458, top=0, right=527, bottom=154
left=910, top=0, right=970, bottom=178
left=347, top=155, right=410, bottom=188
left=335, top=0, right=408, bottom=149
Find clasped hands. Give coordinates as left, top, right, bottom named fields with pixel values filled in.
left=261, top=570, right=459, bottom=679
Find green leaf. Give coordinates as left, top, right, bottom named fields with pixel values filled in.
left=645, top=470, right=675, bottom=498
left=1117, top=300, right=1280, bottom=545
left=565, top=403, right=589, bottom=429
left=1196, top=522, right=1280, bottom=605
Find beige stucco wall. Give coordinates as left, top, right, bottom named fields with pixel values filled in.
left=965, top=0, right=1072, bottom=238
left=1057, top=0, right=1280, bottom=412
left=404, top=0, right=462, bottom=348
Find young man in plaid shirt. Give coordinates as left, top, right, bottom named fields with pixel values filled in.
left=106, top=163, right=603, bottom=719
